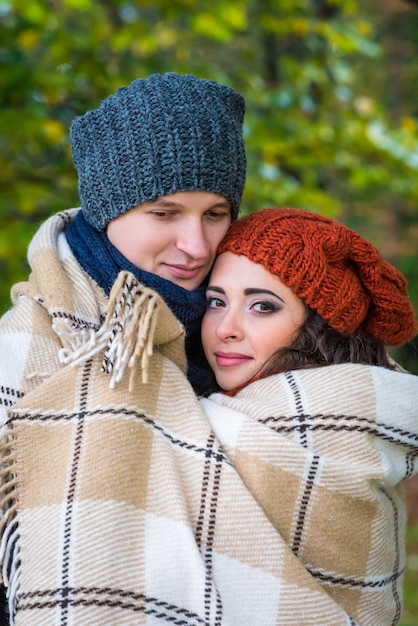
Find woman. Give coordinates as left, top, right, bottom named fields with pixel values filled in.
left=202, top=207, right=416, bottom=394
left=199, top=207, right=418, bottom=624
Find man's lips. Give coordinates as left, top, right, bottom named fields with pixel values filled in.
left=164, top=263, right=205, bottom=279
left=214, top=351, right=254, bottom=367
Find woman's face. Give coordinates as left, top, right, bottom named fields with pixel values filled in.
left=201, top=252, right=306, bottom=392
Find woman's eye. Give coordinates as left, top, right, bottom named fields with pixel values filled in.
left=206, top=296, right=225, bottom=309
left=252, top=301, right=279, bottom=314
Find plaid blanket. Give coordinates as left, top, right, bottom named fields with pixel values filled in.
left=0, top=211, right=417, bottom=625
left=201, top=364, right=418, bottom=625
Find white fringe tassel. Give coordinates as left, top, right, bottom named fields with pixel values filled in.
left=56, top=272, right=159, bottom=391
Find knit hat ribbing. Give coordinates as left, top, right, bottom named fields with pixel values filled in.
left=217, top=207, right=417, bottom=346
left=70, top=73, right=246, bottom=231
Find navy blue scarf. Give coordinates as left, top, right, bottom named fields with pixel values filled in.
left=65, top=211, right=213, bottom=394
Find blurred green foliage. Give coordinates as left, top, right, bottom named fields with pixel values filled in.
left=1, top=1, right=417, bottom=365
left=1, top=0, right=418, bottom=618
left=401, top=523, right=418, bottom=626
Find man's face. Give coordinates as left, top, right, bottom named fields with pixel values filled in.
left=106, top=191, right=232, bottom=290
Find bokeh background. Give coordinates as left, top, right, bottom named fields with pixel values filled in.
left=1, top=0, right=417, bottom=621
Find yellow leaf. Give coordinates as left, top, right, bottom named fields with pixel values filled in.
left=192, top=13, right=232, bottom=42
left=293, top=18, right=309, bottom=35
left=223, top=5, right=247, bottom=30
left=18, top=30, right=39, bottom=51
left=62, top=0, right=92, bottom=9
left=42, top=120, right=66, bottom=143
left=402, top=117, right=416, bottom=134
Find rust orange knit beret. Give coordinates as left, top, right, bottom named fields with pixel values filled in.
left=217, top=207, right=417, bottom=346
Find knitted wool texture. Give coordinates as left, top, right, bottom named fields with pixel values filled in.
left=70, top=73, right=246, bottom=230
left=217, top=207, right=418, bottom=345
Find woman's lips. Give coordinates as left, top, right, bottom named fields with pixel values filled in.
left=214, top=352, right=253, bottom=367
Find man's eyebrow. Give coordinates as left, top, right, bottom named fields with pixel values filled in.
left=148, top=198, right=231, bottom=209
left=146, top=199, right=182, bottom=208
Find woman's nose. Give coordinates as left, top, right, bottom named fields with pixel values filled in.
left=215, top=310, right=244, bottom=341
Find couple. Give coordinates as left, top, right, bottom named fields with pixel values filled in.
left=0, top=73, right=417, bottom=625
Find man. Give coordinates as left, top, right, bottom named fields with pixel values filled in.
left=0, top=72, right=245, bottom=624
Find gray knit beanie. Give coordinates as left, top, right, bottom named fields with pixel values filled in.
left=70, top=72, right=246, bottom=231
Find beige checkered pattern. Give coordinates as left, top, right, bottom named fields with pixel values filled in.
left=0, top=210, right=417, bottom=625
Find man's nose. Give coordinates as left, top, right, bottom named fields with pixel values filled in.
left=176, top=221, right=210, bottom=259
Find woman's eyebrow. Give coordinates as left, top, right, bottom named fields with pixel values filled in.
left=207, top=285, right=285, bottom=304
left=244, top=288, right=285, bottom=303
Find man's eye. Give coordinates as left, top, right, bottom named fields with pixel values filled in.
left=206, top=211, right=230, bottom=219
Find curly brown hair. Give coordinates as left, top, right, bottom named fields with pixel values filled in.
left=258, top=306, right=395, bottom=380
